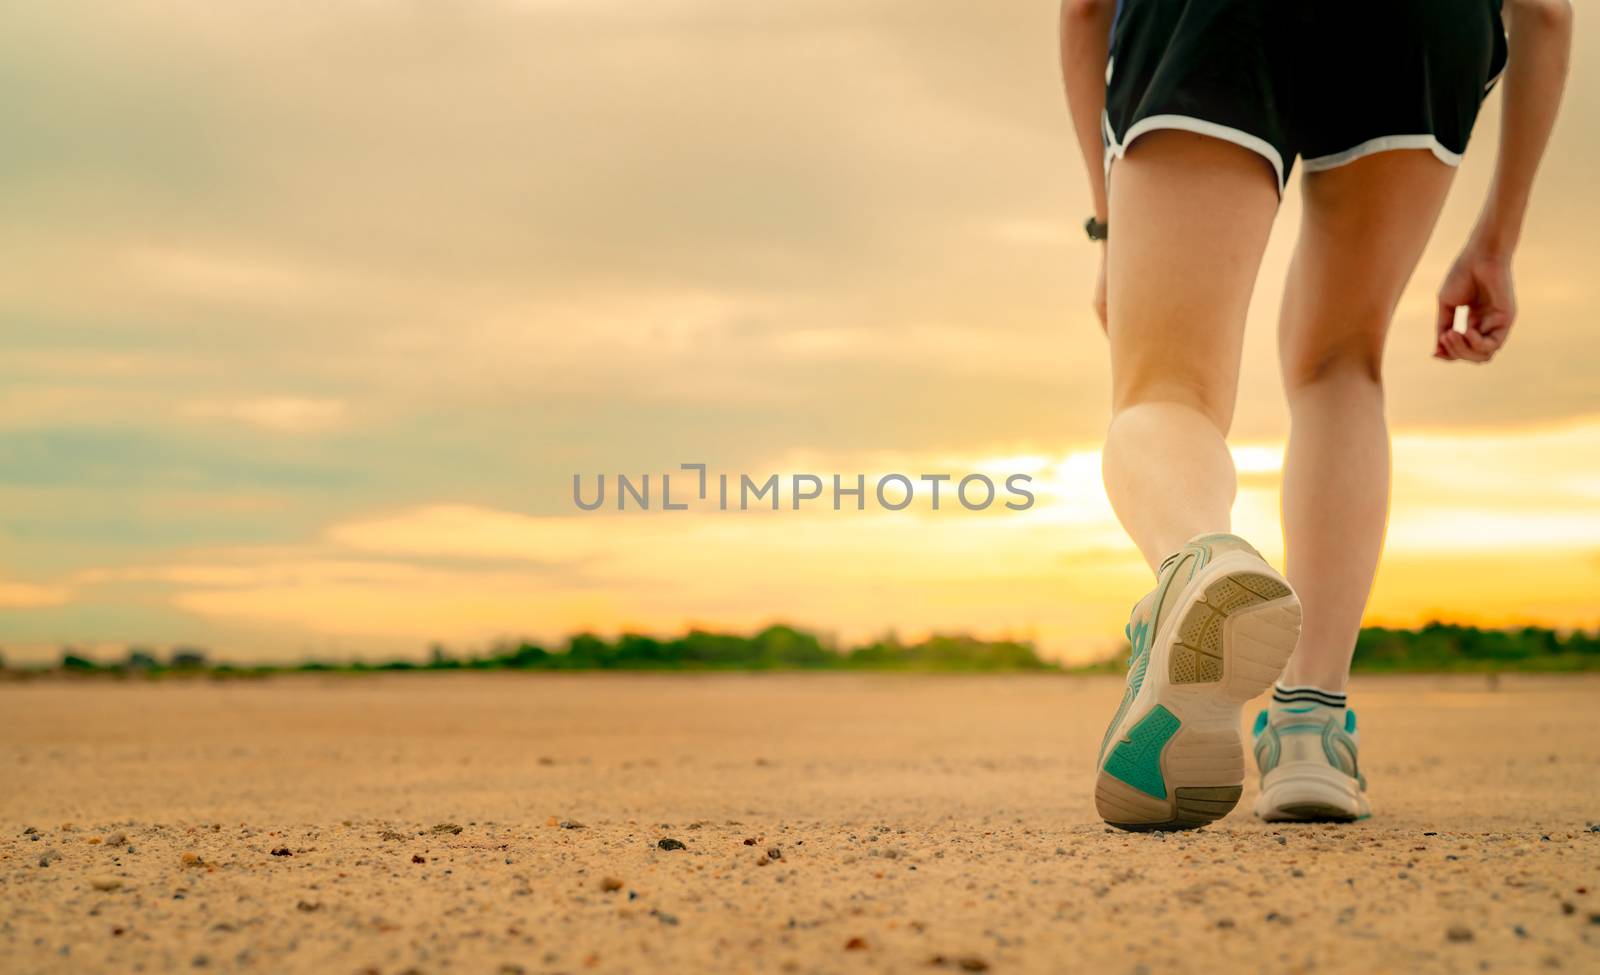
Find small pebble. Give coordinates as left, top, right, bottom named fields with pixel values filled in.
left=90, top=877, right=123, bottom=891
left=559, top=820, right=585, bottom=830
left=657, top=838, right=686, bottom=851
left=270, top=847, right=292, bottom=857
left=412, top=854, right=426, bottom=864
left=600, top=877, right=624, bottom=892
left=38, top=849, right=62, bottom=868
left=844, top=937, right=867, bottom=950
left=1447, top=924, right=1474, bottom=943
left=432, top=823, right=462, bottom=835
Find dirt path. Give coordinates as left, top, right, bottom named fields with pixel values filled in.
left=2, top=673, right=1596, bottom=973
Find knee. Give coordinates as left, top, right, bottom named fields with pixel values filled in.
left=1112, top=365, right=1235, bottom=432
left=1282, top=324, right=1386, bottom=393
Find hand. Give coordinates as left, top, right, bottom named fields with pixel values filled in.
left=1435, top=245, right=1515, bottom=363
left=1093, top=244, right=1107, bottom=333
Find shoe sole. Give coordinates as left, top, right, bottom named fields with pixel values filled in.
left=1254, top=763, right=1368, bottom=823
left=1096, top=554, right=1302, bottom=831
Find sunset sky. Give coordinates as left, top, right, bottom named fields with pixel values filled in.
left=1, top=1, right=1595, bottom=664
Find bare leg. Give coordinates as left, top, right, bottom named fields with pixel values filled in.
left=1278, top=152, right=1455, bottom=690
left=1103, top=131, right=1279, bottom=571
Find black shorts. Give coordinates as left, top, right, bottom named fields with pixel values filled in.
left=1102, top=0, right=1507, bottom=192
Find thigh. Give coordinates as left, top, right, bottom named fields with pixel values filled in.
left=1107, top=130, right=1280, bottom=431
left=1279, top=150, right=1456, bottom=383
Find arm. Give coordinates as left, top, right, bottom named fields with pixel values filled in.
left=1436, top=0, right=1573, bottom=363
left=1059, top=0, right=1114, bottom=327
left=1059, top=0, right=1113, bottom=223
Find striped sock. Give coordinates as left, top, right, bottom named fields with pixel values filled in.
left=1272, top=683, right=1347, bottom=709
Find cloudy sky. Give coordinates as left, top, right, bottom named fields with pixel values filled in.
left=1, top=0, right=1596, bottom=664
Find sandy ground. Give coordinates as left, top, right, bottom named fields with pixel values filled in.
left=1, top=673, right=1597, bottom=975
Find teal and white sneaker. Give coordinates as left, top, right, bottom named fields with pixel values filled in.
left=1094, top=533, right=1304, bottom=831
left=1252, top=694, right=1371, bottom=822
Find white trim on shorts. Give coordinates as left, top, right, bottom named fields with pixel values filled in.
left=1301, top=134, right=1462, bottom=172
left=1103, top=112, right=1287, bottom=193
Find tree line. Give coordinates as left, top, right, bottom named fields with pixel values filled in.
left=5, top=620, right=1597, bottom=676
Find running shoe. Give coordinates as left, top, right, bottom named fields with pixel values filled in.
left=1252, top=694, right=1370, bottom=822
left=1094, top=533, right=1303, bottom=830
